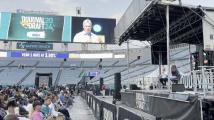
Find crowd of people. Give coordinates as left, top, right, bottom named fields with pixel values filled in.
left=0, top=86, right=75, bottom=120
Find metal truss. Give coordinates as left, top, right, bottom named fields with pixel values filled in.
left=171, top=25, right=202, bottom=44
left=146, top=9, right=202, bottom=44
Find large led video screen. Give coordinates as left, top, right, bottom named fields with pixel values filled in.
left=71, top=17, right=116, bottom=44
left=8, top=13, right=64, bottom=41
left=0, top=12, right=71, bottom=42
left=0, top=12, right=116, bottom=44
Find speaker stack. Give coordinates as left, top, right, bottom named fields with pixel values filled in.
left=35, top=73, right=39, bottom=88
left=100, top=78, right=103, bottom=90
left=172, top=84, right=185, bottom=92
left=151, top=42, right=167, bottom=65
left=130, top=84, right=138, bottom=90
left=114, top=72, right=121, bottom=100
left=48, top=73, right=53, bottom=88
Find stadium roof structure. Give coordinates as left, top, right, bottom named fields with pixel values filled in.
left=115, top=0, right=214, bottom=45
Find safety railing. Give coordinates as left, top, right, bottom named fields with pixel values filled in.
left=180, top=66, right=214, bottom=95
left=80, top=90, right=158, bottom=120
left=120, top=90, right=201, bottom=120
left=81, top=91, right=116, bottom=120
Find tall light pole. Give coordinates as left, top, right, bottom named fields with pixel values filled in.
left=166, top=4, right=171, bottom=90
left=162, top=0, right=178, bottom=90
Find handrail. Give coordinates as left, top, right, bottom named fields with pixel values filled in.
left=17, top=69, right=34, bottom=86
left=80, top=90, right=158, bottom=120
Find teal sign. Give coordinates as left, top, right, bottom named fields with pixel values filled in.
left=17, top=42, right=53, bottom=51
left=8, top=13, right=64, bottom=42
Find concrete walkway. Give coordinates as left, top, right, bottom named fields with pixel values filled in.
left=68, top=96, right=96, bottom=120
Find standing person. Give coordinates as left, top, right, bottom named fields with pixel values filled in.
left=31, top=100, right=42, bottom=120
left=101, top=84, right=106, bottom=97
left=73, top=19, right=101, bottom=43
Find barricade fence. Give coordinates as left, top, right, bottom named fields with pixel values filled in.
left=119, top=66, right=214, bottom=95
left=180, top=66, right=214, bottom=95
left=80, top=90, right=116, bottom=120
left=80, top=90, right=158, bottom=120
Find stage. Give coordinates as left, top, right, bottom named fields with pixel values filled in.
left=121, top=89, right=214, bottom=120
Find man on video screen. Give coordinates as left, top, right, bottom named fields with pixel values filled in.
left=73, top=19, right=101, bottom=43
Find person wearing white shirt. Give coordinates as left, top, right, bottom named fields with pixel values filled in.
left=73, top=19, right=100, bottom=43
left=159, top=67, right=168, bottom=86
left=49, top=102, right=59, bottom=117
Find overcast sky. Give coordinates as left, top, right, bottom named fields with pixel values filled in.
left=0, top=0, right=132, bottom=21
left=0, top=0, right=214, bottom=22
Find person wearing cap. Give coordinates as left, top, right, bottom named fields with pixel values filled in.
left=31, top=100, right=42, bottom=120
left=73, top=19, right=100, bottom=43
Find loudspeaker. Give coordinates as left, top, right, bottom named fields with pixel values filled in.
left=48, top=74, right=52, bottom=87
left=114, top=73, right=121, bottom=100
left=151, top=42, right=167, bottom=65
left=172, top=84, right=185, bottom=92
left=130, top=84, right=138, bottom=90
left=100, top=78, right=103, bottom=90
left=35, top=75, right=39, bottom=88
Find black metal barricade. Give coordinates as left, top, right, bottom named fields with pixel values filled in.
left=101, top=100, right=117, bottom=120
left=81, top=90, right=159, bottom=120
left=81, top=91, right=117, bottom=120
left=118, top=107, right=142, bottom=120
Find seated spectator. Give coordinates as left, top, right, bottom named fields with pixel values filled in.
left=59, top=91, right=65, bottom=105
left=4, top=97, right=20, bottom=120
left=49, top=95, right=60, bottom=117
left=0, top=94, right=7, bottom=120
left=6, top=97, right=19, bottom=115
left=18, top=97, right=29, bottom=117
left=4, top=114, right=19, bottom=120
left=31, top=100, right=42, bottom=120
left=41, top=96, right=51, bottom=118
left=66, top=93, right=74, bottom=108
left=25, top=98, right=33, bottom=118
left=58, top=108, right=70, bottom=120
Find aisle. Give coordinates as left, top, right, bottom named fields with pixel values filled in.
left=67, top=96, right=96, bottom=120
